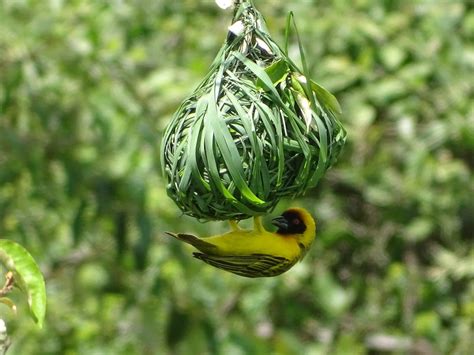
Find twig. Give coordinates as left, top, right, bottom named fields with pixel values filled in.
left=0, top=272, right=14, bottom=297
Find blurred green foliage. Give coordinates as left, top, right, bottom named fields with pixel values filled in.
left=1, top=0, right=473, bottom=354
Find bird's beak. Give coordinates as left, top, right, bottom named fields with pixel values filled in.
left=271, top=216, right=288, bottom=230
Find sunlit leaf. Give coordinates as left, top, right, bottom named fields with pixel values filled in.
left=0, top=240, right=46, bottom=328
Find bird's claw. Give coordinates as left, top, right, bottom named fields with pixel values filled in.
left=253, top=216, right=264, bottom=232
left=229, top=220, right=241, bottom=231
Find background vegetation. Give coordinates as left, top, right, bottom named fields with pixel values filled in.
left=1, top=0, right=473, bottom=354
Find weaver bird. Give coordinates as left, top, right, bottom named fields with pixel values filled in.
left=165, top=208, right=316, bottom=278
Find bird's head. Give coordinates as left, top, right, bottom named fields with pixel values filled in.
left=272, top=208, right=316, bottom=250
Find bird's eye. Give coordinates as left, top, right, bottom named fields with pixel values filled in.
left=292, top=219, right=300, bottom=225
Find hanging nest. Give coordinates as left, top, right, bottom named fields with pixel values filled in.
left=161, top=0, right=346, bottom=220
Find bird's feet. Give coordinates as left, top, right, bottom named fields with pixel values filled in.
left=229, top=220, right=241, bottom=231
left=253, top=216, right=264, bottom=232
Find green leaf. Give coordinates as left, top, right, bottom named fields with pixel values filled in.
left=204, top=93, right=266, bottom=205
left=310, top=81, right=342, bottom=115
left=0, top=240, right=46, bottom=328
left=257, top=59, right=289, bottom=89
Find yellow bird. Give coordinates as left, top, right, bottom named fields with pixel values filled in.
left=165, top=208, right=316, bottom=278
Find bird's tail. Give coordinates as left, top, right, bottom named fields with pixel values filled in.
left=164, top=232, right=217, bottom=253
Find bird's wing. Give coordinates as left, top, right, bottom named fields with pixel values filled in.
left=193, top=253, right=296, bottom=278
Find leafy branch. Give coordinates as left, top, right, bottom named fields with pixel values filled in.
left=0, top=240, right=47, bottom=330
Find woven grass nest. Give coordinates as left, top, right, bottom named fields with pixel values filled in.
left=161, top=0, right=346, bottom=220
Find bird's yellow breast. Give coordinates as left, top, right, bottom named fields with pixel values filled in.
left=203, top=230, right=301, bottom=260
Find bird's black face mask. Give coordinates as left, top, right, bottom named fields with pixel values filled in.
left=272, top=211, right=307, bottom=235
